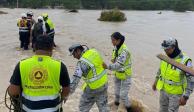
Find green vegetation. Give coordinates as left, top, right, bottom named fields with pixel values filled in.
left=1, top=0, right=194, bottom=11
left=98, top=9, right=126, bottom=22
left=174, top=0, right=193, bottom=12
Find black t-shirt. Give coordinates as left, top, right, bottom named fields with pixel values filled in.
left=10, top=62, right=70, bottom=87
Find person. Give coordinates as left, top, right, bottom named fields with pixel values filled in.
left=26, top=11, right=36, bottom=48
left=27, top=11, right=36, bottom=27
left=42, top=13, right=56, bottom=47
left=31, top=16, right=46, bottom=51
left=152, top=38, right=194, bottom=112
left=103, top=32, right=132, bottom=112
left=69, top=44, right=109, bottom=112
left=8, top=35, right=70, bottom=112
left=17, top=13, right=31, bottom=50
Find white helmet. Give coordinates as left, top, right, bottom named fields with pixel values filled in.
left=37, top=16, right=43, bottom=21
left=21, top=13, right=27, bottom=18
left=27, top=11, right=33, bottom=16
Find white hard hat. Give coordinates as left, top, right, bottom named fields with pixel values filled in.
left=37, top=16, right=43, bottom=21
left=161, top=38, right=177, bottom=49
left=27, top=11, right=33, bottom=16
left=21, top=13, right=27, bottom=18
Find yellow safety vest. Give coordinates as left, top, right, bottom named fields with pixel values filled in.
left=20, top=55, right=61, bottom=111
left=156, top=54, right=191, bottom=94
left=112, top=44, right=132, bottom=80
left=80, top=49, right=108, bottom=90
left=17, top=19, right=29, bottom=32
left=46, top=18, right=55, bottom=35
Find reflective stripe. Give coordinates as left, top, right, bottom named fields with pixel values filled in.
left=22, top=103, right=61, bottom=112
left=22, top=93, right=59, bottom=101
left=176, top=55, right=189, bottom=72
left=159, top=76, right=183, bottom=86
left=85, top=70, right=107, bottom=83
left=48, top=30, right=55, bottom=36
left=19, top=27, right=29, bottom=32
left=118, top=64, right=131, bottom=72
left=80, top=57, right=97, bottom=76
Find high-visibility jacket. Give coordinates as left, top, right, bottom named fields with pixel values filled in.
left=112, top=44, right=132, bottom=80
left=45, top=18, right=55, bottom=36
left=17, top=19, right=29, bottom=32
left=20, top=55, right=61, bottom=112
left=80, top=49, right=108, bottom=90
left=156, top=53, right=191, bottom=94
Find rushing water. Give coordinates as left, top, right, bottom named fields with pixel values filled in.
left=0, top=8, right=194, bottom=111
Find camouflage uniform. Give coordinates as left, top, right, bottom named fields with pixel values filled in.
left=155, top=53, right=194, bottom=112
left=108, top=47, right=132, bottom=108
left=70, top=51, right=109, bottom=112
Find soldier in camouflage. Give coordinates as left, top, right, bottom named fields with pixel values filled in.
left=69, top=44, right=109, bottom=112
left=103, top=32, right=132, bottom=112
left=152, top=38, right=194, bottom=112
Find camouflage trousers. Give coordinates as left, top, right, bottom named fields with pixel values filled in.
left=159, top=90, right=181, bottom=112
left=79, top=84, right=109, bottom=112
left=114, top=76, right=132, bottom=107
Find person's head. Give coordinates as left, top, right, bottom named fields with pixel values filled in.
left=21, top=13, right=27, bottom=19
left=34, top=35, right=54, bottom=55
left=69, top=44, right=85, bottom=59
left=37, top=16, right=43, bottom=23
left=42, top=13, right=48, bottom=21
left=161, top=37, right=180, bottom=57
left=27, top=11, right=33, bottom=18
left=111, top=32, right=125, bottom=47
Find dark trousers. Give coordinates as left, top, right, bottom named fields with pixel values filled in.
left=49, top=34, right=56, bottom=47
left=19, top=32, right=30, bottom=50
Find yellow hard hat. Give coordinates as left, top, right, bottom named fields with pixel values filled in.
left=42, top=13, right=48, bottom=18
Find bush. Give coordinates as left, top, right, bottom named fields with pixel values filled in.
left=98, top=9, right=127, bottom=22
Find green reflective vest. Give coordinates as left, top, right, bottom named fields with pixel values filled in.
left=112, top=44, right=132, bottom=80
left=46, top=18, right=54, bottom=30
left=20, top=55, right=61, bottom=97
left=80, top=49, right=108, bottom=90
left=156, top=54, right=190, bottom=94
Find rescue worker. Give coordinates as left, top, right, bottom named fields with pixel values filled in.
left=69, top=44, right=109, bottom=112
left=152, top=38, right=194, bottom=112
left=42, top=13, right=56, bottom=47
left=27, top=11, right=36, bottom=46
left=26, top=11, right=36, bottom=27
left=17, top=13, right=31, bottom=50
left=103, top=32, right=132, bottom=112
left=32, top=16, right=46, bottom=51
left=8, top=35, right=70, bottom=112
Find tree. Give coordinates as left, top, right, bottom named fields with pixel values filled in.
left=174, top=0, right=193, bottom=12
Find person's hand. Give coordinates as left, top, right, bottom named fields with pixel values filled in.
left=179, top=96, right=188, bottom=106
left=111, top=59, right=115, bottom=63
left=63, top=96, right=68, bottom=104
left=152, top=83, right=157, bottom=91
left=102, top=62, right=108, bottom=69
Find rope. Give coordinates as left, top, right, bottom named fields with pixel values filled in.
left=4, top=87, right=22, bottom=112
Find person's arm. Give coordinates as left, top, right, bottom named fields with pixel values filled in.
left=42, top=21, right=46, bottom=35
left=60, top=62, right=70, bottom=103
left=70, top=61, right=90, bottom=94
left=182, top=61, right=193, bottom=95
left=179, top=60, right=194, bottom=105
left=108, top=50, right=129, bottom=71
left=152, top=68, right=160, bottom=91
left=8, top=62, right=21, bottom=96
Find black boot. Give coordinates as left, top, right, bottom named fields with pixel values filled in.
left=126, top=106, right=133, bottom=112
